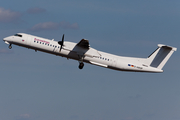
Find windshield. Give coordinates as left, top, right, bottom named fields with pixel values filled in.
left=14, top=34, right=22, bottom=37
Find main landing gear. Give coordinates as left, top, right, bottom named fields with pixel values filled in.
left=79, top=62, right=84, bottom=69
left=8, top=44, right=12, bottom=49
left=78, top=54, right=85, bottom=69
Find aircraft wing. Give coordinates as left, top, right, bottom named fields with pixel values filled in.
left=77, top=39, right=90, bottom=49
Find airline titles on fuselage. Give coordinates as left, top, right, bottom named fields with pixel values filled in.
left=34, top=38, right=50, bottom=44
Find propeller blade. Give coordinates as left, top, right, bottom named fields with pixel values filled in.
left=58, top=34, right=65, bottom=52
left=62, top=34, right=64, bottom=44
left=60, top=44, right=63, bottom=51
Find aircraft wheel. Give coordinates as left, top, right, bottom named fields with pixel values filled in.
left=8, top=45, right=12, bottom=49
left=79, top=62, right=84, bottom=69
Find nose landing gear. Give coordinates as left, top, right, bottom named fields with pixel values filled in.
left=8, top=44, right=12, bottom=49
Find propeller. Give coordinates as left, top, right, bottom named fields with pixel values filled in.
left=58, top=34, right=64, bottom=52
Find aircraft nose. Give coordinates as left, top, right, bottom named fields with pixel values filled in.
left=3, top=36, right=12, bottom=44
left=3, top=37, right=9, bottom=41
left=3, top=36, right=13, bottom=42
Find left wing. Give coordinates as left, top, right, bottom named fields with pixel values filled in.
left=77, top=39, right=90, bottom=49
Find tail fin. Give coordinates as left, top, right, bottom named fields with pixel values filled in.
left=146, top=44, right=177, bottom=69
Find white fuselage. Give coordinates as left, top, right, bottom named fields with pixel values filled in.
left=3, top=33, right=164, bottom=72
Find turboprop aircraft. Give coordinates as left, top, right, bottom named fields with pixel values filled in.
left=3, top=33, right=177, bottom=72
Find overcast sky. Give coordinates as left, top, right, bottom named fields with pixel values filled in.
left=0, top=0, right=179, bottom=120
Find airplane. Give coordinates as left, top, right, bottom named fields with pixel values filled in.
left=3, top=33, right=177, bottom=73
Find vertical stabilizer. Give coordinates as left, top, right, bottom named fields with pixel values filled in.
left=146, top=44, right=177, bottom=69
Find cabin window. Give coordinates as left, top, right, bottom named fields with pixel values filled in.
left=14, top=34, right=22, bottom=37
left=40, top=42, right=41, bottom=44
left=42, top=43, right=44, bottom=45
left=48, top=44, right=49, bottom=46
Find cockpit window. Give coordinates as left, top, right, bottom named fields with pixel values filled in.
left=14, top=34, right=22, bottom=37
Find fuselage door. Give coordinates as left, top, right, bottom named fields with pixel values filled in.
left=26, top=36, right=32, bottom=45
left=112, top=57, right=117, bottom=67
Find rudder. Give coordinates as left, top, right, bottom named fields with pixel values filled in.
left=146, top=44, right=177, bottom=69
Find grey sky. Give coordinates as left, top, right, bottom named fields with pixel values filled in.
left=0, top=0, right=179, bottom=120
